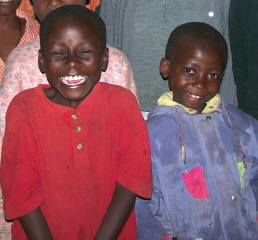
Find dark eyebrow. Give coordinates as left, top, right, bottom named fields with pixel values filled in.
left=50, top=41, right=65, bottom=46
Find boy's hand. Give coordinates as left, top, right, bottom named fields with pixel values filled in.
left=94, top=183, right=136, bottom=240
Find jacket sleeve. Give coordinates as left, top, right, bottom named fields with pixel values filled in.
left=250, top=117, right=258, bottom=217
left=135, top=197, right=167, bottom=240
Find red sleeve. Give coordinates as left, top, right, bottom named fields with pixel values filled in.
left=114, top=92, right=152, bottom=199
left=0, top=93, right=44, bottom=220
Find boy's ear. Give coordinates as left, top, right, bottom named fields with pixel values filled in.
left=38, top=49, right=46, bottom=74
left=101, top=47, right=109, bottom=72
left=160, top=58, right=170, bottom=80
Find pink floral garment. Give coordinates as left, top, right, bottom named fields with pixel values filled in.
left=0, top=10, right=39, bottom=84
left=0, top=38, right=137, bottom=239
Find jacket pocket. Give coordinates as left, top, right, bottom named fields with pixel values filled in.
left=181, top=166, right=210, bottom=199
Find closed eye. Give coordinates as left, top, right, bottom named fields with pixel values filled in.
left=52, top=51, right=66, bottom=56
left=79, top=50, right=92, bottom=54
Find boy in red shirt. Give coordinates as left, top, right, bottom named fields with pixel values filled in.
left=0, top=5, right=152, bottom=240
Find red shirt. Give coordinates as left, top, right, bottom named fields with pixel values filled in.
left=1, top=83, right=152, bottom=240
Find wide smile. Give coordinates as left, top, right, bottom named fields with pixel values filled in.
left=0, top=0, right=12, bottom=2
left=59, top=75, right=87, bottom=86
left=185, top=92, right=204, bottom=100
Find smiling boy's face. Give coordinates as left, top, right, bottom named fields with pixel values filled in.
left=160, top=39, right=225, bottom=113
left=38, top=18, right=108, bottom=108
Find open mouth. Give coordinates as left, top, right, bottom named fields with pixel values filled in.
left=0, top=0, right=12, bottom=2
left=59, top=75, right=87, bottom=86
left=186, top=92, right=203, bottom=100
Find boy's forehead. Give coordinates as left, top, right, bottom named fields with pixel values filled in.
left=44, top=18, right=100, bottom=44
left=48, top=17, right=95, bottom=33
left=174, top=38, right=219, bottom=55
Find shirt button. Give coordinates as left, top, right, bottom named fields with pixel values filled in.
left=72, top=113, right=78, bottom=119
left=206, top=116, right=211, bottom=120
left=208, top=11, right=214, bottom=17
left=208, top=221, right=213, bottom=225
left=244, top=209, right=247, bottom=214
left=75, top=126, right=81, bottom=132
left=77, top=144, right=84, bottom=150
left=232, top=195, right=237, bottom=201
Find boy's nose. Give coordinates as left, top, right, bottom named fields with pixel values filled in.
left=192, top=76, right=205, bottom=89
left=65, top=57, right=81, bottom=68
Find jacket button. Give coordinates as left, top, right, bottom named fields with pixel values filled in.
left=206, top=116, right=211, bottom=120
left=232, top=195, right=237, bottom=201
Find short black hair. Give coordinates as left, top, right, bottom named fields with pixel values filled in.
left=165, top=22, right=228, bottom=69
left=40, top=5, right=106, bottom=51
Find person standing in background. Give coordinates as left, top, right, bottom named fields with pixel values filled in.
left=0, top=0, right=39, bottom=83
left=229, top=0, right=258, bottom=119
left=18, top=0, right=100, bottom=17
left=100, top=0, right=237, bottom=114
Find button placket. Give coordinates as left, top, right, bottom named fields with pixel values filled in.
left=71, top=113, right=78, bottom=119
left=75, top=126, right=81, bottom=132
left=71, top=113, right=84, bottom=151
left=77, top=144, right=84, bottom=150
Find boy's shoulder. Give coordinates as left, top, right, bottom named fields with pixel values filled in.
left=93, top=82, right=141, bottom=117
left=146, top=105, right=175, bottom=130
left=225, top=103, right=258, bottom=128
left=146, top=102, right=258, bottom=132
left=9, top=85, right=40, bottom=108
left=98, top=82, right=137, bottom=103
left=223, top=102, right=251, bottom=118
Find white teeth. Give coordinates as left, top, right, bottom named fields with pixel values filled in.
left=0, top=0, right=12, bottom=2
left=60, top=75, right=86, bottom=86
left=188, top=93, right=202, bottom=99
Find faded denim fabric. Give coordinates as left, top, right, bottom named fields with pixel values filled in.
left=136, top=99, right=258, bottom=240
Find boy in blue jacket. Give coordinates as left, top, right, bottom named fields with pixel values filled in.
left=136, top=22, right=258, bottom=240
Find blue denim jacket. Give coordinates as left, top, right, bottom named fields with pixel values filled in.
left=136, top=97, right=258, bottom=240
